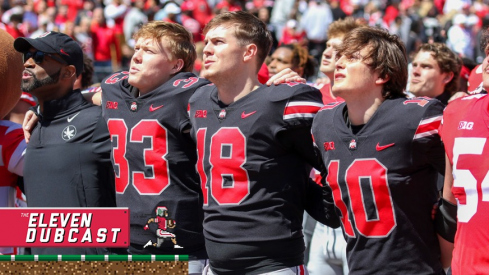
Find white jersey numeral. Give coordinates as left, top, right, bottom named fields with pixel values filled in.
left=452, top=137, right=489, bottom=222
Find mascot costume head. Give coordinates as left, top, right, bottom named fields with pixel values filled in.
left=0, top=29, right=23, bottom=119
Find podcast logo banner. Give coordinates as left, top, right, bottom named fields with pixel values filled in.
left=0, top=208, right=129, bottom=247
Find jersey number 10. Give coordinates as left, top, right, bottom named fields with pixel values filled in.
left=327, top=159, right=397, bottom=238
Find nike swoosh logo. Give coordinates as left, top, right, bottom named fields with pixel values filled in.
left=149, top=104, right=164, bottom=112
left=67, top=112, right=80, bottom=122
left=376, top=142, right=395, bottom=151
left=241, top=111, right=257, bottom=119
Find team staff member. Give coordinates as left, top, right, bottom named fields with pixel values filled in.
left=15, top=32, right=116, bottom=255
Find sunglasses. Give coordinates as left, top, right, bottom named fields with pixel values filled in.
left=23, top=51, right=68, bottom=65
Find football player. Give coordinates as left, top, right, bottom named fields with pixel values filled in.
left=438, top=27, right=489, bottom=274
left=311, top=26, right=446, bottom=274
left=188, top=11, right=340, bottom=274
left=308, top=17, right=362, bottom=275
left=314, top=17, right=361, bottom=105
left=408, top=43, right=462, bottom=105
left=99, top=23, right=209, bottom=269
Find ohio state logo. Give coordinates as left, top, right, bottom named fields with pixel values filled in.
left=218, top=109, right=226, bottom=119
left=349, top=139, right=357, bottom=150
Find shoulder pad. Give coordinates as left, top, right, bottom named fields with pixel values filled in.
left=189, top=83, right=215, bottom=104
left=267, top=83, right=318, bottom=102
left=444, top=93, right=486, bottom=115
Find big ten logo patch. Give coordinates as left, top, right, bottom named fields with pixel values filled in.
left=458, top=121, right=474, bottom=130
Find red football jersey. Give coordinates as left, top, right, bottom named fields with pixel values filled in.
left=467, top=64, right=483, bottom=93
left=0, top=120, right=26, bottom=255
left=0, top=121, right=25, bottom=189
left=310, top=82, right=344, bottom=104
left=440, top=93, right=489, bottom=274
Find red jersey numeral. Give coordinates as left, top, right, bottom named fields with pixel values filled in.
left=105, top=71, right=129, bottom=84
left=173, top=77, right=199, bottom=88
left=107, top=119, right=130, bottom=193
left=131, top=120, right=170, bottom=194
left=327, top=161, right=355, bottom=237
left=196, top=128, right=208, bottom=205
left=403, top=98, right=429, bottom=107
left=197, top=127, right=250, bottom=205
left=327, top=159, right=396, bottom=237
left=107, top=119, right=170, bottom=195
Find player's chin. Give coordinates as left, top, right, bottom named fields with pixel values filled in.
left=127, top=76, right=138, bottom=86
left=331, top=87, right=344, bottom=97
left=200, top=70, right=213, bottom=80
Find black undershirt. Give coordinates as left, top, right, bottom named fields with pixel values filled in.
left=343, top=106, right=365, bottom=135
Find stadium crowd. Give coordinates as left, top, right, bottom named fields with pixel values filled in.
left=2, top=0, right=488, bottom=82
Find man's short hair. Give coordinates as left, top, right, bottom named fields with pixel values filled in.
left=134, top=21, right=196, bottom=73
left=327, top=17, right=363, bottom=39
left=337, top=27, right=408, bottom=99
left=417, top=43, right=461, bottom=95
left=203, top=11, right=273, bottom=72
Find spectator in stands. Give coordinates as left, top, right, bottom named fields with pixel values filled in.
left=91, top=7, right=121, bottom=82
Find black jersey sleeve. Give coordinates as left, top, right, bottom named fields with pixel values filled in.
left=304, top=177, right=341, bottom=228
left=273, top=84, right=323, bottom=168
left=411, top=98, right=445, bottom=175
left=274, top=87, right=339, bottom=228
left=277, top=126, right=320, bottom=169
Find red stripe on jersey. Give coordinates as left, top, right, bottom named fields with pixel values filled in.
left=81, top=86, right=102, bottom=94
left=284, top=105, right=320, bottom=115
left=298, top=264, right=305, bottom=275
left=283, top=101, right=322, bottom=120
left=20, top=92, right=36, bottom=106
left=413, top=116, right=442, bottom=140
